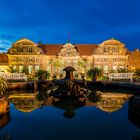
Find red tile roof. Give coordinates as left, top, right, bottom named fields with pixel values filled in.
left=75, top=44, right=98, bottom=55
left=0, top=54, right=8, bottom=64
left=41, top=44, right=62, bottom=55
left=41, top=44, right=98, bottom=56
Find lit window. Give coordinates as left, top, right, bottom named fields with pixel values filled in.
left=104, top=58, right=108, bottom=61
left=28, top=66, right=33, bottom=74
left=119, top=66, right=124, bottom=69
left=103, top=66, right=108, bottom=73
left=112, top=66, right=117, bottom=71
left=35, top=66, right=40, bottom=72
left=97, top=58, right=99, bottom=61
left=19, top=66, right=23, bottom=73
left=13, top=65, right=17, bottom=72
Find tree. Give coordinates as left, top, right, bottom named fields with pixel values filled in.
left=117, top=68, right=129, bottom=73
left=134, top=69, right=140, bottom=79
left=49, top=59, right=53, bottom=78
left=53, top=59, right=61, bottom=77
left=88, top=91, right=102, bottom=103
left=22, top=66, right=28, bottom=74
left=86, top=67, right=102, bottom=81
left=78, top=58, right=88, bottom=75
left=7, top=66, right=16, bottom=73
left=35, top=70, right=50, bottom=80
left=0, top=76, right=7, bottom=95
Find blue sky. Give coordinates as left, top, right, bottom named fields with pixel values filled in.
left=0, top=0, right=140, bottom=52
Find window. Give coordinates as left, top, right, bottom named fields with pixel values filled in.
left=46, top=66, right=51, bottom=72
left=19, top=66, right=23, bottom=73
left=35, top=66, right=40, bottom=72
left=112, top=66, right=117, bottom=71
left=66, top=60, right=71, bottom=65
left=104, top=47, right=110, bottom=53
left=36, top=59, right=39, bottom=62
left=112, top=48, right=118, bottom=53
left=13, top=65, right=17, bottom=72
left=29, top=47, right=32, bottom=52
left=103, top=66, right=108, bottom=73
left=119, top=66, right=124, bottom=69
left=104, top=58, right=108, bottom=61
left=97, top=58, right=99, bottom=61
left=28, top=66, right=33, bottom=74
left=12, top=58, right=17, bottom=62
left=73, top=60, right=77, bottom=65
left=113, top=58, right=117, bottom=62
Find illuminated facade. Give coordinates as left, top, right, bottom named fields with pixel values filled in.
left=129, top=49, right=140, bottom=71
left=0, top=37, right=139, bottom=76
left=7, top=38, right=45, bottom=74
left=41, top=43, right=97, bottom=77
left=93, top=38, right=129, bottom=74
left=0, top=54, right=9, bottom=72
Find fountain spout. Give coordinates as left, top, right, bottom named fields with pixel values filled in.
left=63, top=66, right=76, bottom=80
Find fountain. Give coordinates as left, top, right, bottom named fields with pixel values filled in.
left=52, top=66, right=87, bottom=98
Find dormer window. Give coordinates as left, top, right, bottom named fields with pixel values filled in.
left=29, top=47, right=32, bottom=52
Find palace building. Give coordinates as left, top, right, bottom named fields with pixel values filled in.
left=0, top=38, right=139, bottom=77
left=129, top=49, right=140, bottom=71
left=0, top=54, right=9, bottom=73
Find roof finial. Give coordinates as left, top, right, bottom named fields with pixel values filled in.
left=68, top=32, right=70, bottom=43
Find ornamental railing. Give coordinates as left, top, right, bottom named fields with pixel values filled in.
left=108, top=73, right=133, bottom=82
left=0, top=72, right=27, bottom=81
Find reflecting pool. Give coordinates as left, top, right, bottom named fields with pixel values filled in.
left=0, top=91, right=140, bottom=140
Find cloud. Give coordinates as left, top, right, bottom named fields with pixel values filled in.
left=0, top=37, right=12, bottom=52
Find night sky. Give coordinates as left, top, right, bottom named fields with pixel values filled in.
left=0, top=0, right=140, bottom=52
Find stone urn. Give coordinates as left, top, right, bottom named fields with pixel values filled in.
left=0, top=97, right=9, bottom=115
left=63, top=66, right=76, bottom=80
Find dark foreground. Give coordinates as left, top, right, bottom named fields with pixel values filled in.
left=0, top=91, right=140, bottom=140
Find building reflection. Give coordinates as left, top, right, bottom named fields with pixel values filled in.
left=8, top=92, right=131, bottom=116
left=128, top=96, right=140, bottom=129
left=94, top=92, right=130, bottom=113
left=0, top=112, right=10, bottom=129
left=0, top=97, right=10, bottom=129
left=9, top=94, right=42, bottom=113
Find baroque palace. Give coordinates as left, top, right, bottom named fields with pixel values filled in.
left=0, top=38, right=140, bottom=77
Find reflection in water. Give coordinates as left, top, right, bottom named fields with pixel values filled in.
left=0, top=91, right=138, bottom=140
left=0, top=112, right=11, bottom=140
left=131, top=131, right=140, bottom=140
left=8, top=91, right=131, bottom=115
left=0, top=97, right=10, bottom=130
left=0, top=112, right=10, bottom=129
left=128, top=96, right=140, bottom=129
left=52, top=97, right=86, bottom=119
left=0, top=97, right=9, bottom=116
left=9, top=94, right=43, bottom=113
left=96, top=92, right=130, bottom=113
left=0, top=133, right=11, bottom=140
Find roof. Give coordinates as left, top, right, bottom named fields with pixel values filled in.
left=101, top=38, right=124, bottom=46
left=13, top=38, right=36, bottom=46
left=41, top=44, right=62, bottom=55
left=0, top=54, right=8, bottom=64
left=129, top=49, right=140, bottom=55
left=75, top=44, right=98, bottom=55
left=41, top=44, right=98, bottom=56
